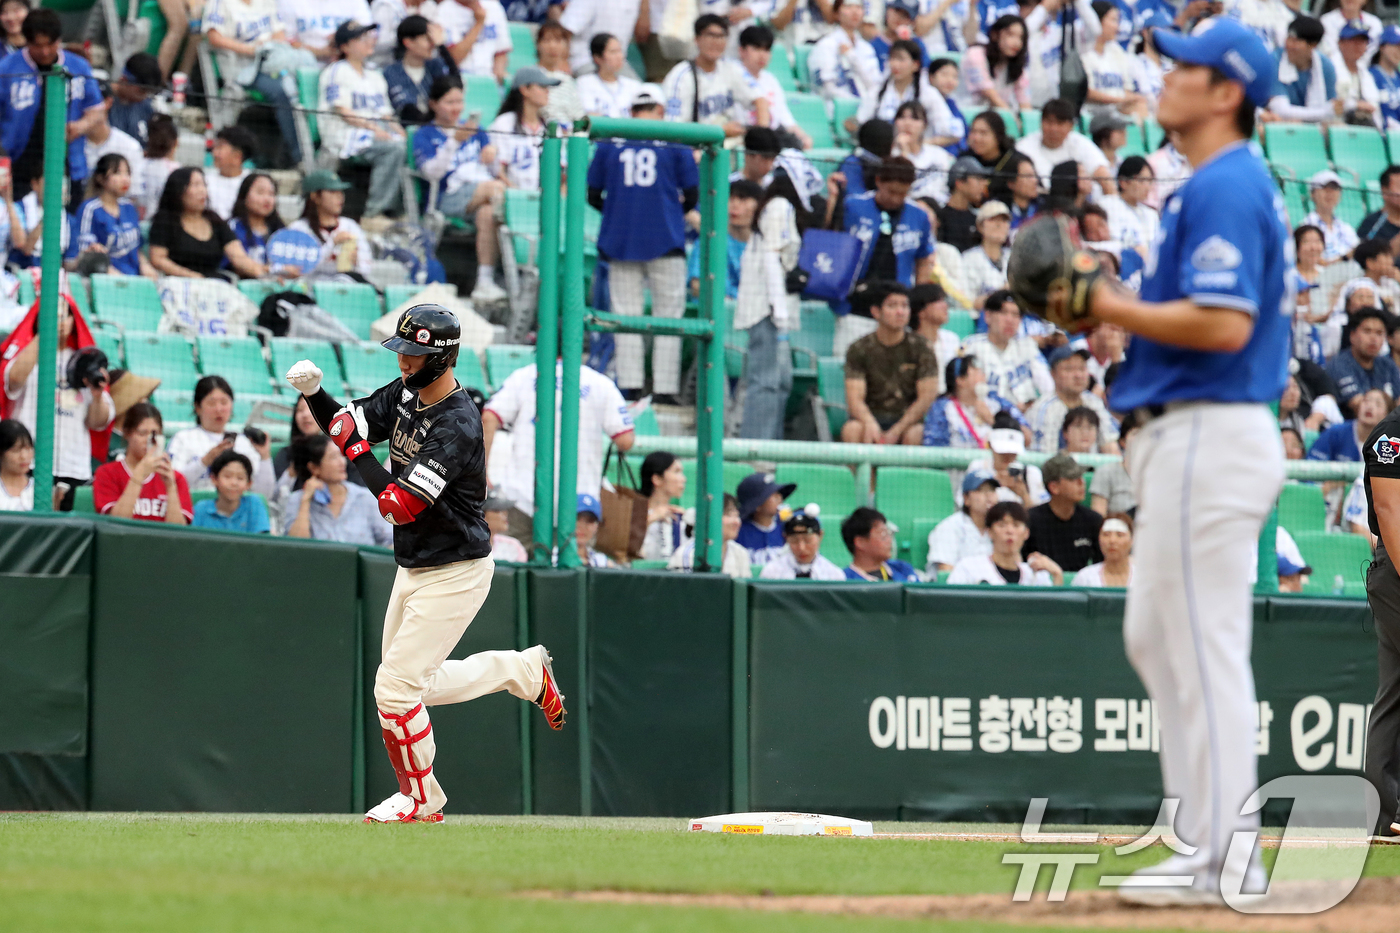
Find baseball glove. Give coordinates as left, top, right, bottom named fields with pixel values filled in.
left=1006, top=214, right=1108, bottom=333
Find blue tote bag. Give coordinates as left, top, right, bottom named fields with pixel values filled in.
left=797, top=229, right=862, bottom=303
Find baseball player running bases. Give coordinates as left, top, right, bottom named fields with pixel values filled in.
left=1008, top=19, right=1290, bottom=904
left=286, top=304, right=566, bottom=824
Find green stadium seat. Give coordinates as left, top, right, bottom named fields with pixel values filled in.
left=91, top=273, right=163, bottom=333
left=71, top=278, right=92, bottom=319
left=341, top=342, right=402, bottom=394
left=794, top=44, right=811, bottom=88
left=1329, top=125, right=1389, bottom=187
left=1277, top=483, right=1326, bottom=536
left=1018, top=109, right=1040, bottom=137
left=767, top=44, right=799, bottom=91
left=1293, top=531, right=1373, bottom=593
left=994, top=107, right=1020, bottom=138
left=1119, top=122, right=1146, bottom=158
left=725, top=460, right=753, bottom=494
left=911, top=516, right=939, bottom=573
left=312, top=281, right=383, bottom=340
left=875, top=467, right=956, bottom=561
left=230, top=394, right=289, bottom=429
left=821, top=516, right=852, bottom=566
left=816, top=356, right=847, bottom=438
left=457, top=346, right=488, bottom=393
left=197, top=335, right=273, bottom=397
left=632, top=405, right=660, bottom=436
left=1263, top=123, right=1330, bottom=179
left=944, top=309, right=977, bottom=340
left=465, top=74, right=504, bottom=122
left=507, top=23, right=536, bottom=75
left=151, top=389, right=194, bottom=422
left=297, top=68, right=321, bottom=144
left=124, top=333, right=199, bottom=391
left=1144, top=120, right=1164, bottom=151
left=626, top=41, right=647, bottom=81
left=503, top=188, right=544, bottom=266
left=268, top=338, right=342, bottom=393
left=1281, top=182, right=1308, bottom=228
left=630, top=559, right=669, bottom=570
left=383, top=282, right=448, bottom=311
left=92, top=326, right=123, bottom=368
left=788, top=305, right=835, bottom=365
left=485, top=344, right=536, bottom=388
left=831, top=97, right=859, bottom=141
left=72, top=485, right=95, bottom=513
left=786, top=93, right=837, bottom=149
left=774, top=462, right=859, bottom=517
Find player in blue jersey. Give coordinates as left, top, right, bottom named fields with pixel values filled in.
left=586, top=85, right=700, bottom=404
left=1055, top=18, right=1290, bottom=904
left=76, top=154, right=151, bottom=278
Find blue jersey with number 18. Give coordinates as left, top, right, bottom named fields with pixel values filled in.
left=587, top=140, right=699, bottom=263
left=1108, top=142, right=1292, bottom=411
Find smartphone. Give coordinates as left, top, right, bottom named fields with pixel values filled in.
left=149, top=430, right=164, bottom=454
left=244, top=426, right=267, bottom=446
left=1008, top=465, right=1025, bottom=481
left=223, top=431, right=238, bottom=445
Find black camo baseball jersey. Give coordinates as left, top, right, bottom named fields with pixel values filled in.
left=357, top=380, right=491, bottom=568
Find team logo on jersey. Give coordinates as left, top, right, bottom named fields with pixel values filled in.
left=402, top=389, right=412, bottom=402
left=1376, top=435, right=1400, bottom=465
left=416, top=328, right=431, bottom=344
left=1190, top=235, right=1242, bottom=272
left=814, top=252, right=835, bottom=274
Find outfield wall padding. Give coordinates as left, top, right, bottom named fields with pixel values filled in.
left=587, top=570, right=732, bottom=817
left=360, top=552, right=524, bottom=814
left=528, top=570, right=584, bottom=814
left=87, top=522, right=359, bottom=812
left=747, top=584, right=1378, bottom=823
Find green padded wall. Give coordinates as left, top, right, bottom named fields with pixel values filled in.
left=360, top=552, right=523, bottom=815
left=747, top=582, right=1377, bottom=823
left=0, top=515, right=94, bottom=809
left=529, top=569, right=584, bottom=814
left=88, top=521, right=359, bottom=812
left=587, top=569, right=733, bottom=817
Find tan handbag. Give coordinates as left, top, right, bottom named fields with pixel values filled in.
left=596, top=446, right=649, bottom=562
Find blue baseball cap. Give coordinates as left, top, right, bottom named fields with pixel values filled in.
left=1339, top=21, right=1371, bottom=42
left=1382, top=25, right=1400, bottom=46
left=1139, top=8, right=1174, bottom=32
left=962, top=470, right=1000, bottom=495
left=1153, top=17, right=1277, bottom=108
left=576, top=493, right=602, bottom=521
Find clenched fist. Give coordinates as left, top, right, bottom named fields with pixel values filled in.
left=285, top=359, right=323, bottom=396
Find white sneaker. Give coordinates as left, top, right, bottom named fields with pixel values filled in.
left=363, top=791, right=444, bottom=823
left=471, top=277, right=508, bottom=302
left=1113, top=853, right=1221, bottom=907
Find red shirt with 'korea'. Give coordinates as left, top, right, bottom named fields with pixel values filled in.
left=92, top=458, right=193, bottom=521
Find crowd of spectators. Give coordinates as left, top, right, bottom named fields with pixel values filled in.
left=0, top=0, right=1391, bottom=592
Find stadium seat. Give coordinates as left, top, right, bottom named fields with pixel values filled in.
left=815, top=356, right=847, bottom=439
left=1144, top=120, right=1164, bottom=151
left=507, top=23, right=536, bottom=75
left=237, top=280, right=279, bottom=307
left=457, top=346, right=489, bottom=393
left=1018, top=109, right=1040, bottom=138
left=465, top=74, right=504, bottom=123
left=793, top=44, right=812, bottom=88
left=944, top=309, right=976, bottom=339
left=341, top=342, right=402, bottom=395
left=297, top=68, right=321, bottom=145
left=767, top=45, right=799, bottom=91
left=875, top=467, right=956, bottom=560
left=1281, top=182, right=1308, bottom=228
left=485, top=344, right=536, bottom=388
left=821, top=517, right=852, bottom=566
left=268, top=338, right=342, bottom=393
left=231, top=394, right=288, bottom=431
left=312, top=281, right=383, bottom=341
left=503, top=188, right=544, bottom=266
left=384, top=282, right=452, bottom=311
left=910, top=516, right=939, bottom=573
left=1263, top=123, right=1330, bottom=179
left=1277, top=483, right=1326, bottom=536
left=994, top=107, right=1020, bottom=137
left=1329, top=125, right=1388, bottom=187
left=632, top=405, right=660, bottom=436
left=70, top=279, right=92, bottom=319
left=72, top=485, right=95, bottom=513
left=786, top=93, right=837, bottom=149
left=91, top=273, right=163, bottom=333
left=796, top=302, right=836, bottom=355
left=775, top=462, right=859, bottom=517
left=725, top=460, right=753, bottom=494
left=1293, top=531, right=1373, bottom=593
left=124, top=333, right=199, bottom=391
left=831, top=97, right=859, bottom=142
left=92, top=326, right=123, bottom=368
left=197, top=335, right=274, bottom=397
left=1119, top=122, right=1146, bottom=158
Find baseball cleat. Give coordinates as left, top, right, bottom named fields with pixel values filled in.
left=363, top=792, right=444, bottom=824
left=533, top=645, right=566, bottom=730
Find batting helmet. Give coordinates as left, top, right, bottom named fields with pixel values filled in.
left=381, top=304, right=461, bottom=390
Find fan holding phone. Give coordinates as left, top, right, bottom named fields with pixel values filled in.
left=166, top=375, right=276, bottom=497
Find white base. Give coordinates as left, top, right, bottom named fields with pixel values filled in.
left=687, top=811, right=874, bottom=836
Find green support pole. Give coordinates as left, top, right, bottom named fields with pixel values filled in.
left=695, top=149, right=728, bottom=571
left=694, top=149, right=715, bottom=569
left=533, top=130, right=563, bottom=563
left=32, top=68, right=67, bottom=514
left=557, top=134, right=589, bottom=569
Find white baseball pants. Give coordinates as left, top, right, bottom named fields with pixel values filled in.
left=1123, top=402, right=1284, bottom=882
left=609, top=255, right=687, bottom=394
left=375, top=556, right=545, bottom=815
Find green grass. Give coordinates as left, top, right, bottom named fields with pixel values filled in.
left=2, top=814, right=1398, bottom=932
